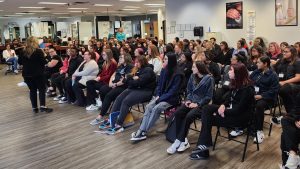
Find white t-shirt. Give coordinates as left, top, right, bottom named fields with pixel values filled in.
left=148, top=57, right=162, bottom=75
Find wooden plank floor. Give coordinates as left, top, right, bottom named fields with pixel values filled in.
left=0, top=66, right=282, bottom=169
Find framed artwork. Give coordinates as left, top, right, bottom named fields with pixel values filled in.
left=275, top=0, right=298, bottom=26
left=226, top=1, right=243, bottom=29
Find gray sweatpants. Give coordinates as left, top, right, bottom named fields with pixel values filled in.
left=139, top=98, right=171, bottom=132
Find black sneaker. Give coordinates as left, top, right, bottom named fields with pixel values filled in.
left=130, top=130, right=147, bottom=141
left=32, top=108, right=39, bottom=113
left=40, top=107, right=53, bottom=113
left=191, top=145, right=209, bottom=154
left=189, top=150, right=209, bottom=160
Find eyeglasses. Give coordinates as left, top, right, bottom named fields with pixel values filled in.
left=283, top=50, right=290, bottom=53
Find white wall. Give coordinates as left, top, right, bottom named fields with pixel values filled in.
left=166, top=0, right=300, bottom=47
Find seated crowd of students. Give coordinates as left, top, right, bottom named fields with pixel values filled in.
left=6, top=36, right=300, bottom=169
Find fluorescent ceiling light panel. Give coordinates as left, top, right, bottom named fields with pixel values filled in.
left=15, top=12, right=35, bottom=14
left=38, top=2, right=67, bottom=5
left=144, top=4, right=165, bottom=6
left=0, top=0, right=5, bottom=2
left=5, top=15, right=22, bottom=16
left=68, top=8, right=88, bottom=10
left=94, top=4, right=113, bottom=7
left=53, top=13, right=69, bottom=14
left=19, top=6, right=45, bottom=9
left=122, top=9, right=137, bottom=11
left=28, top=10, right=48, bottom=13
left=69, top=11, right=86, bottom=13
left=124, top=6, right=140, bottom=8
left=120, top=0, right=144, bottom=1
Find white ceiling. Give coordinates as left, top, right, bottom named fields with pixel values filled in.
left=0, top=0, right=165, bottom=18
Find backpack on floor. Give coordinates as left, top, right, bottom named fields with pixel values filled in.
left=109, top=111, right=135, bottom=128
left=165, top=113, right=177, bottom=143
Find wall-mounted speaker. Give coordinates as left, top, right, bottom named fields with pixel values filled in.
left=194, top=26, right=203, bottom=37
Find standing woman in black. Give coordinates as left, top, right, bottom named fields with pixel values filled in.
left=18, top=36, right=53, bottom=113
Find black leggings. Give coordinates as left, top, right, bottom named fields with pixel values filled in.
left=279, top=83, right=300, bottom=114
left=254, top=99, right=273, bottom=131
left=280, top=117, right=300, bottom=165
left=100, top=86, right=126, bottom=116
left=174, top=105, right=202, bottom=142
left=24, top=76, right=46, bottom=108
left=51, top=73, right=66, bottom=95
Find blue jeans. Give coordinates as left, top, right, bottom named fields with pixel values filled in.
left=139, top=98, right=171, bottom=132
left=6, top=57, right=18, bottom=71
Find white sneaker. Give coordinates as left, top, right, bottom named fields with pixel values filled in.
left=59, top=97, right=68, bottom=104
left=86, top=104, right=99, bottom=111
left=96, top=98, right=102, bottom=107
left=14, top=70, right=18, bottom=74
left=167, top=139, right=181, bottom=154
left=17, top=82, right=27, bottom=87
left=53, top=95, right=63, bottom=101
left=285, top=153, right=300, bottom=169
left=253, top=130, right=265, bottom=144
left=177, top=138, right=190, bottom=152
left=230, top=129, right=243, bottom=137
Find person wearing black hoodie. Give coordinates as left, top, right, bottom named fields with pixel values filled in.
left=130, top=53, right=184, bottom=142
left=59, top=47, right=83, bottom=103
left=189, top=63, right=255, bottom=160
left=107, top=55, right=157, bottom=134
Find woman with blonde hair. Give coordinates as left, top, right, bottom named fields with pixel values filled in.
left=147, top=44, right=163, bottom=75
left=18, top=36, right=53, bottom=113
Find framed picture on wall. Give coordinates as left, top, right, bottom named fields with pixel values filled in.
left=275, top=0, right=298, bottom=26
left=226, top=1, right=243, bottom=29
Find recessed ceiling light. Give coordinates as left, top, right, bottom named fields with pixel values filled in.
left=122, top=9, right=137, bottom=11
left=120, top=0, right=144, bottom=1
left=68, top=8, right=88, bottom=10
left=38, top=2, right=67, bottom=5
left=19, top=6, right=45, bottom=9
left=94, top=4, right=113, bottom=7
left=144, top=4, right=165, bottom=6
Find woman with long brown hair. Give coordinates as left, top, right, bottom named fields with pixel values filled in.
left=18, top=36, right=53, bottom=113
left=147, top=44, right=162, bottom=75
left=85, top=49, right=117, bottom=110
left=189, top=63, right=255, bottom=160
left=103, top=55, right=156, bottom=135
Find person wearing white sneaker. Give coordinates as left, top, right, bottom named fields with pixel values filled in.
left=166, top=62, right=214, bottom=155
left=250, top=56, right=279, bottom=144
left=280, top=116, right=300, bottom=169
left=85, top=49, right=117, bottom=110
